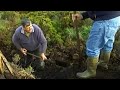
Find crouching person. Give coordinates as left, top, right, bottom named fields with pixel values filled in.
left=12, top=18, right=47, bottom=70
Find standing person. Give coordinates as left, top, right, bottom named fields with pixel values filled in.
left=12, top=18, right=47, bottom=69
left=72, top=11, right=120, bottom=78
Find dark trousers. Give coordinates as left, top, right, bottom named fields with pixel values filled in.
left=21, top=49, right=41, bottom=69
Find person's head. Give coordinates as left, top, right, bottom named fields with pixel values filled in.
left=21, top=18, right=32, bottom=33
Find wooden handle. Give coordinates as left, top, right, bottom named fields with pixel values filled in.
left=0, top=50, right=14, bottom=76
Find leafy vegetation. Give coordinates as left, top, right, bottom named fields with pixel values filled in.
left=0, top=11, right=92, bottom=52
left=1, top=11, right=120, bottom=79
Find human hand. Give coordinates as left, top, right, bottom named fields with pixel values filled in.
left=40, top=53, right=47, bottom=61
left=20, top=48, right=27, bottom=55
left=72, top=13, right=83, bottom=22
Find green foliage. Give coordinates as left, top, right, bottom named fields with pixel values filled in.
left=0, top=11, right=20, bottom=47
left=80, top=25, right=91, bottom=41
left=64, top=27, right=76, bottom=40
left=0, top=11, right=93, bottom=53
left=21, top=11, right=64, bottom=46
left=25, top=66, right=34, bottom=74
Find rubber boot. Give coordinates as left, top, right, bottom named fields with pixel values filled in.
left=76, top=57, right=98, bottom=79
left=98, top=51, right=111, bottom=70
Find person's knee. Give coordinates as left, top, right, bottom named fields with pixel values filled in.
left=102, top=45, right=113, bottom=52
left=86, top=49, right=100, bottom=57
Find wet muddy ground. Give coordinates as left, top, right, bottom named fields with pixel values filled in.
left=1, top=46, right=120, bottom=79
left=33, top=59, right=120, bottom=79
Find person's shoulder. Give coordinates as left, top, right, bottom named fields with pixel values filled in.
left=32, top=24, right=40, bottom=28
left=32, top=24, right=42, bottom=32
left=14, top=26, right=22, bottom=34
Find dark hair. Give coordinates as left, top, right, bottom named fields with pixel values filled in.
left=21, top=18, right=31, bottom=27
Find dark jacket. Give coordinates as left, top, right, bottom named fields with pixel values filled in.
left=82, top=11, right=120, bottom=21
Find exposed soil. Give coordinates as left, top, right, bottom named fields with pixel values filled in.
left=33, top=59, right=120, bottom=79
left=1, top=44, right=120, bottom=79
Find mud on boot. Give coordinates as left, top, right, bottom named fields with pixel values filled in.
left=76, top=57, right=98, bottom=79
left=98, top=51, right=111, bottom=70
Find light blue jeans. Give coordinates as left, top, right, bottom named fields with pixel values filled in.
left=86, top=16, right=120, bottom=57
